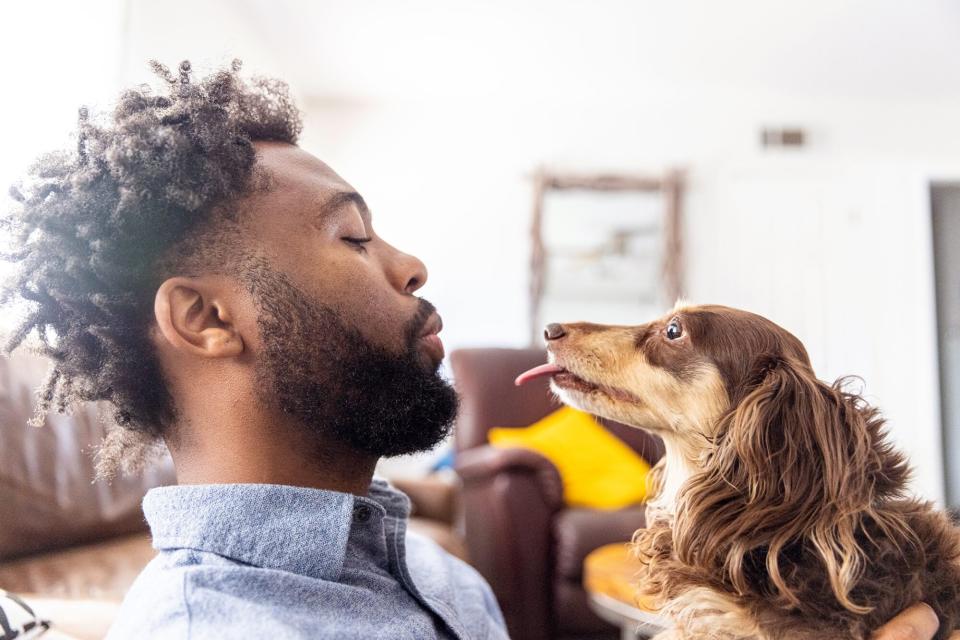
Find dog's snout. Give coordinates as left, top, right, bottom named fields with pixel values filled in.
left=544, top=323, right=566, bottom=341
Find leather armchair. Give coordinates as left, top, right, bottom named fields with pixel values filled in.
left=452, top=348, right=663, bottom=640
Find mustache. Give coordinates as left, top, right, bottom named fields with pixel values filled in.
left=405, top=298, right=438, bottom=345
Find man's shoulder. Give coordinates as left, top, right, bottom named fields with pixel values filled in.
left=404, top=527, right=488, bottom=587
left=104, top=532, right=508, bottom=640
left=404, top=529, right=508, bottom=634
left=105, top=554, right=194, bottom=640
left=105, top=549, right=358, bottom=640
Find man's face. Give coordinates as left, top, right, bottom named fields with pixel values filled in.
left=243, top=142, right=440, bottom=365
left=232, top=142, right=457, bottom=457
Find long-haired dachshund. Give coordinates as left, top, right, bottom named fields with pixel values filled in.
left=516, top=303, right=960, bottom=639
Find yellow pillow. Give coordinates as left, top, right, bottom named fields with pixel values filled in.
left=489, top=407, right=651, bottom=509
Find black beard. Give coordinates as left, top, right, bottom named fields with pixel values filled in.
left=247, top=268, right=459, bottom=458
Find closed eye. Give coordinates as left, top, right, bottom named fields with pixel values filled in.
left=343, top=236, right=372, bottom=253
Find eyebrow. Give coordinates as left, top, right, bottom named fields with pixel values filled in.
left=320, top=191, right=370, bottom=219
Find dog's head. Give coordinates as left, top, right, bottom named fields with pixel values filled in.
left=519, top=303, right=913, bottom=613
left=520, top=303, right=811, bottom=438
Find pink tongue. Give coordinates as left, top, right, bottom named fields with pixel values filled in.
left=514, top=363, right=565, bottom=387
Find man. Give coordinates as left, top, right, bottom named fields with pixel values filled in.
left=0, top=61, right=944, bottom=639
left=4, top=60, right=500, bottom=639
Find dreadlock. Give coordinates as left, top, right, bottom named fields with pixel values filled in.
left=1, top=59, right=302, bottom=473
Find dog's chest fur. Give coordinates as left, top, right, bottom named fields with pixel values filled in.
left=641, top=457, right=960, bottom=640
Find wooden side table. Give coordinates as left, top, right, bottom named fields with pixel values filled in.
left=583, top=543, right=670, bottom=640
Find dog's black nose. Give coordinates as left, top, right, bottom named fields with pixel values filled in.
left=544, top=323, right=566, bottom=341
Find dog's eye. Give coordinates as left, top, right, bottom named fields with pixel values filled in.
left=666, top=319, right=683, bottom=340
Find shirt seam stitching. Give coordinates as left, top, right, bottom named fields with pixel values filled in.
left=182, top=569, right=193, bottom=640
left=333, top=498, right=353, bottom=581
left=392, top=526, right=467, bottom=640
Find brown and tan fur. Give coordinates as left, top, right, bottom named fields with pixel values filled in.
left=545, top=303, right=960, bottom=640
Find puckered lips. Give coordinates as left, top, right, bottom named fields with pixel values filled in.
left=419, top=314, right=445, bottom=363
left=514, top=361, right=642, bottom=404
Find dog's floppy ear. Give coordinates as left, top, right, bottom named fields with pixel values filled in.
left=673, top=356, right=911, bottom=614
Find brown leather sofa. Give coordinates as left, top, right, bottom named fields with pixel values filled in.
left=0, top=351, right=466, bottom=639
left=452, top=348, right=664, bottom=640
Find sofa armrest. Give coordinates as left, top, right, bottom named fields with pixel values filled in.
left=455, top=445, right=564, bottom=510
left=455, top=445, right=564, bottom=640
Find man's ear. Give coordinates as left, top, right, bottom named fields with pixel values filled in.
left=153, top=276, right=245, bottom=358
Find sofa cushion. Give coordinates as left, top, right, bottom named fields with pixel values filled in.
left=0, top=351, right=175, bottom=561
left=553, top=506, right=646, bottom=580
left=0, top=532, right=154, bottom=601
left=489, top=407, right=652, bottom=509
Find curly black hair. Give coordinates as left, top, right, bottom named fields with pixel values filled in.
left=1, top=60, right=301, bottom=472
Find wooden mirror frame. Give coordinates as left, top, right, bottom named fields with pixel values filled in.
left=528, top=169, right=684, bottom=345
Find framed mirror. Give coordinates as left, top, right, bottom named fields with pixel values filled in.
left=529, top=169, right=684, bottom=345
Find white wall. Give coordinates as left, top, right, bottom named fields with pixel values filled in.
left=7, top=0, right=957, bottom=496
left=297, top=93, right=956, bottom=497
left=279, top=1, right=960, bottom=498
left=0, top=2, right=126, bottom=180
left=0, top=1, right=126, bottom=291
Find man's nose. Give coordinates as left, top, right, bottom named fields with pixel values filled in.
left=400, top=254, right=428, bottom=294
left=544, top=323, right=566, bottom=341
left=384, top=244, right=428, bottom=294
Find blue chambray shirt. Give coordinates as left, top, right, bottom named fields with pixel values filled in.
left=106, top=480, right=508, bottom=639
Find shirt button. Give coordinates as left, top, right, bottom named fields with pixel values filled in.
left=353, top=504, right=372, bottom=523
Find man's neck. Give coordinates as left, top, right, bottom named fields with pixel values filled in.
left=165, top=421, right=379, bottom=496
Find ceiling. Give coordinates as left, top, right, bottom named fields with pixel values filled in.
left=224, top=0, right=960, bottom=103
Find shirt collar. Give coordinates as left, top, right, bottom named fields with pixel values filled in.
left=143, top=478, right=410, bottom=581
